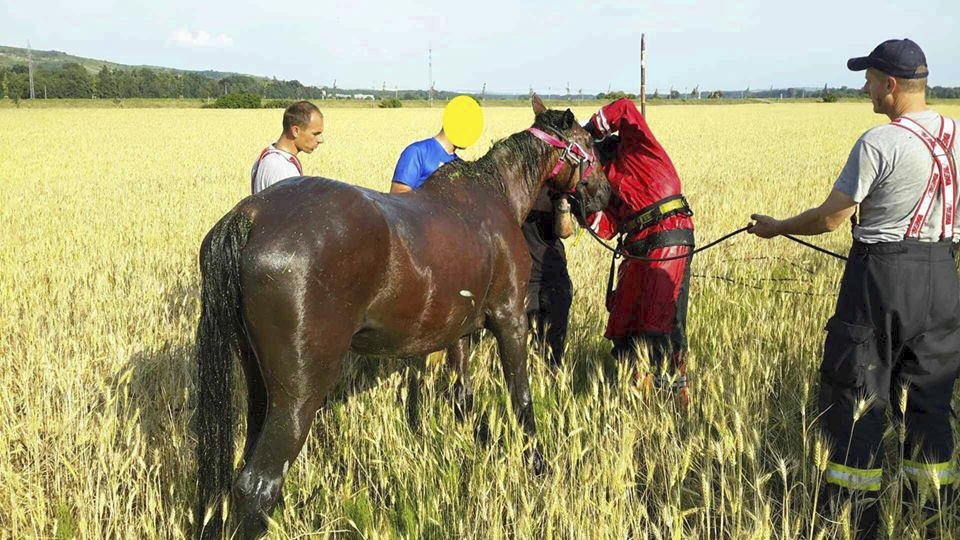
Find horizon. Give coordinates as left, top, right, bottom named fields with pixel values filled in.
left=2, top=0, right=958, bottom=94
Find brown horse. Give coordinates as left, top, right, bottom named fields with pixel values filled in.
left=194, top=97, right=610, bottom=538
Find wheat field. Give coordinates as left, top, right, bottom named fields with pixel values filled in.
left=3, top=102, right=960, bottom=538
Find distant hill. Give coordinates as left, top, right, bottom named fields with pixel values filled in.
left=0, top=45, right=255, bottom=80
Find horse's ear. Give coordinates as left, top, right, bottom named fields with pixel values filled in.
left=531, top=94, right=547, bottom=115
left=563, top=109, right=575, bottom=128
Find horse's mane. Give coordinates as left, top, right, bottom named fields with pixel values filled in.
left=438, top=110, right=572, bottom=192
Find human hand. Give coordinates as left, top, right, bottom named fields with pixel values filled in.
left=748, top=214, right=782, bottom=239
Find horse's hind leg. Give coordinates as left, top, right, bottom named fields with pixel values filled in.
left=230, top=327, right=350, bottom=539
left=486, top=308, right=546, bottom=475
left=238, top=342, right=267, bottom=464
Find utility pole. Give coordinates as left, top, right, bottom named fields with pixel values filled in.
left=27, top=41, right=36, bottom=100
left=640, top=33, right=646, bottom=116
left=428, top=45, right=434, bottom=107
left=566, top=82, right=571, bottom=104
left=480, top=82, right=486, bottom=103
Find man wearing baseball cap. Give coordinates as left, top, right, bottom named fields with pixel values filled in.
left=750, top=39, right=960, bottom=537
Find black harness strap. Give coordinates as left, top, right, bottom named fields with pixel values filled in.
left=605, top=229, right=696, bottom=311
left=623, top=228, right=696, bottom=256
left=620, top=194, right=694, bottom=236
left=605, top=237, right=622, bottom=311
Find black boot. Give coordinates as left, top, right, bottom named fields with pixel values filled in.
left=818, top=483, right=881, bottom=539
left=902, top=481, right=956, bottom=539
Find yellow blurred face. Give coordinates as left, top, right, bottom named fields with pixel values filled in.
left=293, top=113, right=325, bottom=153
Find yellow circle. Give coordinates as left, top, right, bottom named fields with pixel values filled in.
left=442, top=95, right=484, bottom=148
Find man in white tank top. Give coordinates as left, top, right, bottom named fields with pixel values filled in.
left=251, top=101, right=325, bottom=194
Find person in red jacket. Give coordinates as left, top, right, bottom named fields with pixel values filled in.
left=582, top=98, right=695, bottom=405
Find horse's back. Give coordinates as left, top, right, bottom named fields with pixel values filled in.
left=233, top=176, right=527, bottom=357
left=238, top=177, right=393, bottom=330
left=345, top=184, right=524, bottom=355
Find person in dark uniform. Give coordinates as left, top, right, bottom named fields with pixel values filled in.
left=750, top=39, right=960, bottom=538
left=523, top=190, right=575, bottom=367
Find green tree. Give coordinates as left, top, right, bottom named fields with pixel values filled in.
left=117, top=70, right=143, bottom=98
left=51, top=63, right=94, bottom=98
left=97, top=66, right=119, bottom=98
left=7, top=72, right=28, bottom=99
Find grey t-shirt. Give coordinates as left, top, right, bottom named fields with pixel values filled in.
left=251, top=146, right=302, bottom=194
left=834, top=109, right=960, bottom=243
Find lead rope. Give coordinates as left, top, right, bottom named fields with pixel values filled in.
left=571, top=191, right=848, bottom=263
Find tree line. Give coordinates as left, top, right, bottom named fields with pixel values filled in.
left=3, top=62, right=960, bottom=101
left=0, top=62, right=333, bottom=100
left=0, top=62, right=485, bottom=101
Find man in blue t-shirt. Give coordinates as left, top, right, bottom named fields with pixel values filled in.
left=389, top=131, right=459, bottom=193
left=389, top=95, right=483, bottom=194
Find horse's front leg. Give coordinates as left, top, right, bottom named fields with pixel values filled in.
left=446, top=334, right=476, bottom=422
left=403, top=356, right=427, bottom=431
left=487, top=307, right=546, bottom=475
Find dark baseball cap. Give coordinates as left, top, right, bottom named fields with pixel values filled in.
left=847, top=38, right=928, bottom=79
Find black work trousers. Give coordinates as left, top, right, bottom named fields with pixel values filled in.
left=522, top=212, right=573, bottom=368
left=820, top=239, right=960, bottom=494
left=527, top=278, right=573, bottom=368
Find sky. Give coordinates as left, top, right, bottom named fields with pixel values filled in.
left=2, top=0, right=958, bottom=94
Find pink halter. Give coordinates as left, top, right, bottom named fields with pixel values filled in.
left=527, top=127, right=597, bottom=192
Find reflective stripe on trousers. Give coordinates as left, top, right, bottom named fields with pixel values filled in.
left=824, top=461, right=882, bottom=491
left=903, top=459, right=959, bottom=487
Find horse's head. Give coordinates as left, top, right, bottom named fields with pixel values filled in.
left=528, top=95, right=611, bottom=214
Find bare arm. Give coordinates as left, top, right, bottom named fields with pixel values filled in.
left=390, top=181, right=413, bottom=194
left=553, top=196, right=574, bottom=239
left=749, top=189, right=857, bottom=238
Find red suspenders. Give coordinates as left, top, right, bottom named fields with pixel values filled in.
left=891, top=116, right=958, bottom=239
left=251, top=146, right=304, bottom=193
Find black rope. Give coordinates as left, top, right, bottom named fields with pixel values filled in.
left=783, top=234, right=848, bottom=261
left=571, top=190, right=849, bottom=262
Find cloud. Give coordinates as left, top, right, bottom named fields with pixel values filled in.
left=167, top=29, right=234, bottom=48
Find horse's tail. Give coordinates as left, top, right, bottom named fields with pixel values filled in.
left=195, top=207, right=253, bottom=538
